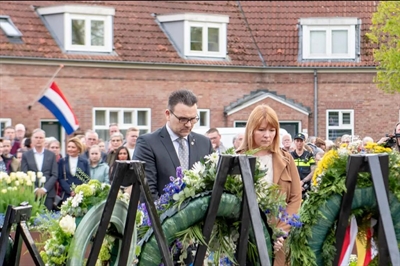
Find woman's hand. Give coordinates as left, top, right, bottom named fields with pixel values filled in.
left=274, top=236, right=285, bottom=254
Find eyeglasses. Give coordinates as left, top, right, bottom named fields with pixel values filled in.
left=169, top=110, right=199, bottom=124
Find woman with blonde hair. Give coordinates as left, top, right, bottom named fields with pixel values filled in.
left=238, top=104, right=301, bottom=266
left=58, top=137, right=90, bottom=200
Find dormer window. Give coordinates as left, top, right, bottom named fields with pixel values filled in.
left=157, top=13, right=229, bottom=59
left=36, top=5, right=114, bottom=53
left=300, top=18, right=360, bottom=60
left=0, top=16, right=23, bottom=43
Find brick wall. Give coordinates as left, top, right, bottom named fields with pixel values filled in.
left=1, top=63, right=399, bottom=141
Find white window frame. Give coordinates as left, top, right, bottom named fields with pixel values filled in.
left=194, top=109, right=210, bottom=128
left=301, top=18, right=357, bottom=60
left=92, top=108, right=151, bottom=134
left=0, top=118, right=12, bottom=138
left=65, top=13, right=113, bottom=52
left=0, top=16, right=22, bottom=37
left=184, top=21, right=227, bottom=58
left=326, top=109, right=354, bottom=140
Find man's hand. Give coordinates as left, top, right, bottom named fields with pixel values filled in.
left=274, top=237, right=285, bottom=254
left=35, top=188, right=47, bottom=197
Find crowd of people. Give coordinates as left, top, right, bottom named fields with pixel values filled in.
left=1, top=89, right=399, bottom=266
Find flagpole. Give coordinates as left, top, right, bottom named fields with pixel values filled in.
left=27, top=64, right=64, bottom=110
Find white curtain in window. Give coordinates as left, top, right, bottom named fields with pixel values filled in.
left=310, top=30, right=326, bottom=54
left=332, top=30, right=348, bottom=54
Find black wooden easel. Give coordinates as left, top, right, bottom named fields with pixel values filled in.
left=88, top=155, right=271, bottom=266
left=333, top=154, right=400, bottom=265
left=0, top=203, right=44, bottom=266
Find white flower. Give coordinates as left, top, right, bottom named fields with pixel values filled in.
left=191, top=161, right=205, bottom=176
left=59, top=215, right=76, bottom=235
left=71, top=191, right=84, bottom=207
left=14, top=181, right=20, bottom=186
left=30, top=172, right=36, bottom=182
left=39, top=175, right=46, bottom=185
left=37, top=172, right=43, bottom=178
left=205, top=152, right=219, bottom=165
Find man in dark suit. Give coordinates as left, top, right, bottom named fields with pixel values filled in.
left=21, top=128, right=58, bottom=211
left=133, top=89, right=213, bottom=200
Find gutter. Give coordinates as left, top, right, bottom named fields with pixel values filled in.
left=314, top=69, right=318, bottom=137
left=0, top=57, right=378, bottom=74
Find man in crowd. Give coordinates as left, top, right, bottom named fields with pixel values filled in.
left=125, top=127, right=139, bottom=159
left=134, top=89, right=213, bottom=200
left=15, top=124, right=26, bottom=141
left=206, top=128, right=226, bottom=153
left=290, top=133, right=315, bottom=198
left=232, top=132, right=244, bottom=150
left=281, top=133, right=292, bottom=152
left=81, top=130, right=107, bottom=162
left=21, top=128, right=58, bottom=211
left=104, top=123, right=120, bottom=153
left=4, top=126, right=20, bottom=155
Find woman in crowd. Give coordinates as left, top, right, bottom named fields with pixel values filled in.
left=108, top=146, right=130, bottom=182
left=58, top=137, right=90, bottom=200
left=89, top=145, right=110, bottom=184
left=48, top=139, right=62, bottom=162
left=238, top=104, right=301, bottom=266
left=0, top=141, right=6, bottom=172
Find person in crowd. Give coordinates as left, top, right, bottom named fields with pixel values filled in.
left=44, top=137, right=57, bottom=150
left=237, top=104, right=301, bottom=266
left=15, top=124, right=26, bottom=142
left=325, top=139, right=336, bottom=151
left=281, top=133, right=292, bottom=152
left=1, top=139, right=20, bottom=173
left=341, top=134, right=351, bottom=145
left=109, top=146, right=130, bottom=182
left=232, top=132, right=244, bottom=150
left=124, top=127, right=139, bottom=159
left=133, top=89, right=213, bottom=200
left=104, top=123, right=121, bottom=153
left=58, top=137, right=90, bottom=200
left=106, top=132, right=124, bottom=166
left=4, top=126, right=20, bottom=155
left=206, top=128, right=227, bottom=153
left=81, top=130, right=107, bottom=163
left=89, top=145, right=109, bottom=184
left=98, top=139, right=106, bottom=153
left=0, top=141, right=6, bottom=172
left=21, top=128, right=58, bottom=211
left=48, top=139, right=62, bottom=162
left=15, top=149, right=23, bottom=163
left=377, top=122, right=400, bottom=152
left=21, top=138, right=31, bottom=151
left=290, top=132, right=315, bottom=198
left=314, top=137, right=326, bottom=152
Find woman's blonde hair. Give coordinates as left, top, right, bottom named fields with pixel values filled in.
left=238, top=104, right=280, bottom=153
left=67, top=137, right=85, bottom=154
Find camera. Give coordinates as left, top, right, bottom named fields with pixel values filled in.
left=383, top=133, right=400, bottom=148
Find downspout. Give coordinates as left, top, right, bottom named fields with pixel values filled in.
left=314, top=69, right=318, bottom=137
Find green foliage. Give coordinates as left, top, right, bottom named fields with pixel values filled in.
left=367, top=1, right=400, bottom=93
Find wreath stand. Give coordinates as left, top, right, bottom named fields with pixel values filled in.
left=333, top=154, right=400, bottom=265
left=87, top=155, right=271, bottom=266
left=0, top=203, right=44, bottom=266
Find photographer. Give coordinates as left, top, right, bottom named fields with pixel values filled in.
left=377, top=122, right=400, bottom=152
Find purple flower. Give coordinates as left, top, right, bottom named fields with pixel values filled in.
left=176, top=166, right=183, bottom=179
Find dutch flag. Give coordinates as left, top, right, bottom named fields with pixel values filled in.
left=38, top=82, right=79, bottom=135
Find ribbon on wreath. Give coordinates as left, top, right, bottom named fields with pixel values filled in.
left=339, top=215, right=358, bottom=266
left=356, top=218, right=377, bottom=266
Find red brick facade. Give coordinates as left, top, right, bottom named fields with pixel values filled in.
left=1, top=63, right=399, bottom=141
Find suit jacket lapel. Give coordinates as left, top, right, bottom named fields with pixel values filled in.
left=159, top=126, right=180, bottom=169
left=29, top=150, right=39, bottom=172
left=188, top=134, right=198, bottom=167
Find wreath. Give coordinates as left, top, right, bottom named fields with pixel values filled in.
left=136, top=150, right=302, bottom=265
left=36, top=179, right=142, bottom=266
left=289, top=142, right=400, bottom=266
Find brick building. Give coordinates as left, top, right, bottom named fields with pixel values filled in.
left=1, top=1, right=399, bottom=144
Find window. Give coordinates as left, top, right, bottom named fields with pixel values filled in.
left=93, top=108, right=151, bottom=140
left=36, top=5, right=114, bottom=53
left=326, top=110, right=354, bottom=141
left=300, top=18, right=358, bottom=60
left=157, top=13, right=229, bottom=59
left=0, top=17, right=22, bottom=37
left=234, top=121, right=247, bottom=128
left=66, top=13, right=112, bottom=52
left=0, top=118, right=12, bottom=138
left=194, top=109, right=210, bottom=128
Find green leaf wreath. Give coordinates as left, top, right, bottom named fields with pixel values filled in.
left=289, top=142, right=400, bottom=266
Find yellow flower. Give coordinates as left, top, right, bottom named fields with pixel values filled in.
left=1, top=189, right=7, bottom=193
left=15, top=180, right=20, bottom=186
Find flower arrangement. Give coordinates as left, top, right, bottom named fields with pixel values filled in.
left=290, top=143, right=400, bottom=265
left=137, top=151, right=302, bottom=265
left=0, top=171, right=46, bottom=224
left=37, top=179, right=138, bottom=266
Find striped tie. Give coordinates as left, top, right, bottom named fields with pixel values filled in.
left=177, top=138, right=189, bottom=170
